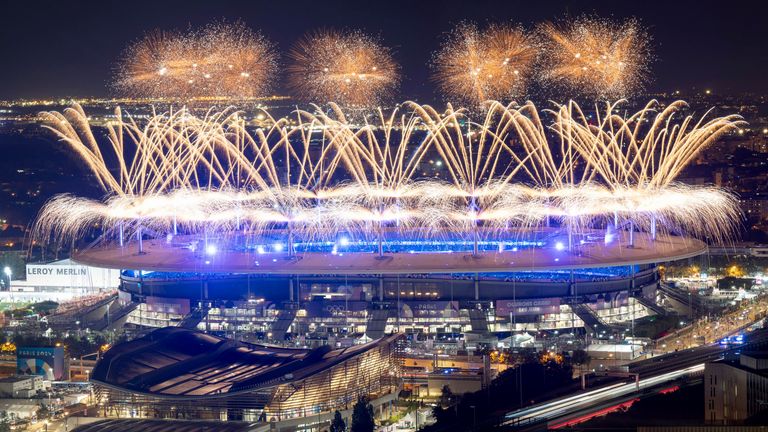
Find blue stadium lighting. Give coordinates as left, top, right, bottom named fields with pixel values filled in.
left=555, top=242, right=565, bottom=251
left=257, top=245, right=266, bottom=254
left=338, top=237, right=350, bottom=246
left=205, top=244, right=217, bottom=256
left=273, top=243, right=284, bottom=252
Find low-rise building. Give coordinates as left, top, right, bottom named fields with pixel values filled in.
left=704, top=351, right=768, bottom=424
left=0, top=375, right=44, bottom=398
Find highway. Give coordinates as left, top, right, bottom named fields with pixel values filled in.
left=502, top=364, right=704, bottom=428
left=502, top=323, right=768, bottom=430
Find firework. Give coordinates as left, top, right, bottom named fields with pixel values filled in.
left=287, top=30, right=399, bottom=106
left=539, top=17, right=651, bottom=99
left=34, top=100, right=743, bottom=252
left=431, top=23, right=540, bottom=106
left=114, top=21, right=278, bottom=99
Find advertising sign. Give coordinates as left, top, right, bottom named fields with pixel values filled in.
left=495, top=298, right=561, bottom=317
left=17, top=347, right=64, bottom=380
left=25, top=260, right=120, bottom=289
left=399, top=301, right=458, bottom=318
left=146, top=296, right=191, bottom=315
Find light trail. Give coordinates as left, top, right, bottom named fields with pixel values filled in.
left=503, top=363, right=705, bottom=426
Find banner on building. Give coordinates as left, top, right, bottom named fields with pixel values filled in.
left=495, top=298, right=561, bottom=317
left=17, top=347, right=64, bottom=381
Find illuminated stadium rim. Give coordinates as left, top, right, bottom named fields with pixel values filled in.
left=72, top=231, right=707, bottom=275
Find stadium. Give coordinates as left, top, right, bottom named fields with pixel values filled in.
left=29, top=98, right=742, bottom=428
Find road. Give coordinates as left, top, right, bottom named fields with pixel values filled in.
left=503, top=364, right=704, bottom=428
left=502, top=318, right=768, bottom=430
left=654, top=289, right=768, bottom=353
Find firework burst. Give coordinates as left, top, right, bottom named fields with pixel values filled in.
left=114, top=21, right=278, bottom=99
left=34, top=99, right=743, bottom=251
left=287, top=29, right=399, bottom=106
left=431, top=23, right=540, bottom=107
left=539, top=17, right=651, bottom=99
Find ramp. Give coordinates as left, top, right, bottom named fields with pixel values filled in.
left=468, top=309, right=489, bottom=333
left=365, top=309, right=390, bottom=340
left=570, top=303, right=609, bottom=334
left=633, top=295, right=668, bottom=316
left=270, top=309, right=297, bottom=341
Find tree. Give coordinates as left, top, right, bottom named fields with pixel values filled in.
left=571, top=349, right=590, bottom=367
left=0, top=411, right=9, bottom=432
left=571, top=349, right=590, bottom=380
left=350, top=396, right=375, bottom=432
left=439, top=384, right=453, bottom=407
left=330, top=410, right=346, bottom=432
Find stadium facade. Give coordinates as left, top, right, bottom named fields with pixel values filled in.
left=91, top=327, right=403, bottom=430
left=70, top=227, right=702, bottom=348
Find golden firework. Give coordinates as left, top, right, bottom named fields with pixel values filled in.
left=287, top=29, right=399, bottom=106
left=114, top=21, right=278, bottom=100
left=539, top=17, right=651, bottom=99
left=34, top=100, right=743, bottom=249
left=431, top=23, right=540, bottom=106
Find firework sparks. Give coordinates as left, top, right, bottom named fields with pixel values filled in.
left=431, top=23, right=540, bottom=106
left=114, top=21, right=278, bottom=99
left=287, top=29, right=399, bottom=106
left=539, top=17, right=651, bottom=99
left=34, top=100, right=743, bottom=251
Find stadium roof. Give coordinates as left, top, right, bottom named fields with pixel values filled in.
left=91, top=327, right=400, bottom=398
left=74, top=231, right=706, bottom=275
left=72, top=419, right=260, bottom=432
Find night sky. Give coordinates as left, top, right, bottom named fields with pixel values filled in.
left=1, top=0, right=767, bottom=100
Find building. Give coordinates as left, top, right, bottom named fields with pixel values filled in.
left=704, top=351, right=768, bottom=424
left=1, top=259, right=120, bottom=304
left=91, top=327, right=403, bottom=431
left=0, top=375, right=44, bottom=398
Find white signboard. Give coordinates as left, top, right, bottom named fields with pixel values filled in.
left=25, top=261, right=120, bottom=289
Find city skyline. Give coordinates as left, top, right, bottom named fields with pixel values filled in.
left=1, top=0, right=767, bottom=100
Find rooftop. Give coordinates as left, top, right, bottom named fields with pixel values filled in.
left=74, top=231, right=706, bottom=275
left=92, top=327, right=400, bottom=398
